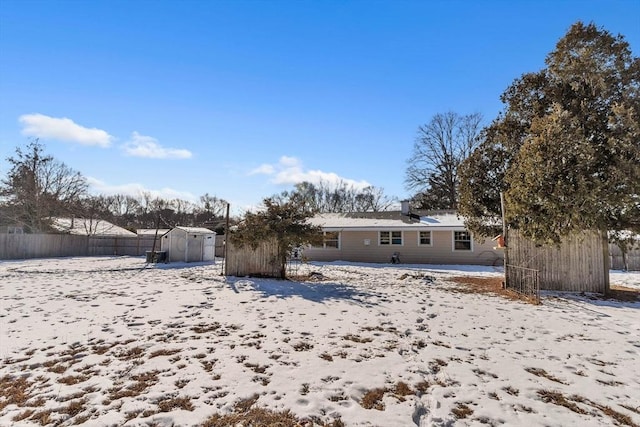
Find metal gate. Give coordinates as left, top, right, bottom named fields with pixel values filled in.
left=505, top=264, right=540, bottom=304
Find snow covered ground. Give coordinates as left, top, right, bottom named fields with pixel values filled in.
left=1, top=256, right=638, bottom=426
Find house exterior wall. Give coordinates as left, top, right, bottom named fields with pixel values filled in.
left=304, top=229, right=503, bottom=266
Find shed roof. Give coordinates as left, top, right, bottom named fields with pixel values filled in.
left=136, top=228, right=171, bottom=236
left=172, top=226, right=216, bottom=234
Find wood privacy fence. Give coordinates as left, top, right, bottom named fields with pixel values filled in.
left=609, top=244, right=640, bottom=271
left=506, top=229, right=609, bottom=294
left=0, top=234, right=161, bottom=260
left=225, top=238, right=281, bottom=278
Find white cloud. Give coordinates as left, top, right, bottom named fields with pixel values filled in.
left=122, top=132, right=192, bottom=159
left=249, top=156, right=371, bottom=190
left=19, top=113, right=113, bottom=147
left=249, top=164, right=275, bottom=175
left=87, top=177, right=198, bottom=202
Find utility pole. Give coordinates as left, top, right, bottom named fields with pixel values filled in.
left=223, top=203, right=230, bottom=277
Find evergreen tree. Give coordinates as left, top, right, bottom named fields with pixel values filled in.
left=459, top=22, right=640, bottom=243
left=230, top=197, right=323, bottom=279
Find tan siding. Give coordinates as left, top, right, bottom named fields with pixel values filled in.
left=304, top=230, right=504, bottom=266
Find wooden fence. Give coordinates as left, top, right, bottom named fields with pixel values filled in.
left=506, top=229, right=609, bottom=294
left=0, top=234, right=161, bottom=260
left=609, top=243, right=640, bottom=271
left=225, top=238, right=281, bottom=278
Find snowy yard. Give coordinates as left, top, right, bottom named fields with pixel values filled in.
left=1, top=256, right=639, bottom=426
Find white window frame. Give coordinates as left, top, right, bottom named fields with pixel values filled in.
left=322, top=231, right=340, bottom=249
left=418, top=230, right=432, bottom=246
left=379, top=230, right=403, bottom=246
left=452, top=230, right=473, bottom=251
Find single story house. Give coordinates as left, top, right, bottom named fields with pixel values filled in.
left=161, top=226, right=216, bottom=263
left=305, top=207, right=503, bottom=266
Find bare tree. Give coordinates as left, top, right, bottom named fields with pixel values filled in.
left=198, top=193, right=228, bottom=218
left=281, top=180, right=395, bottom=213
left=0, top=140, right=88, bottom=232
left=405, top=112, right=482, bottom=209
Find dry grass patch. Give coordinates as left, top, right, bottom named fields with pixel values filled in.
left=2, top=356, right=31, bottom=365
left=202, top=407, right=344, bottom=427
left=157, top=395, right=194, bottom=412
left=300, top=383, right=310, bottom=395
left=603, top=286, right=640, bottom=303
left=47, top=363, right=68, bottom=374
left=58, top=374, right=90, bottom=385
left=360, top=388, right=387, bottom=410
left=234, top=393, right=260, bottom=413
left=449, top=276, right=538, bottom=304
left=28, top=409, right=53, bottom=425
left=59, top=399, right=87, bottom=417
left=57, top=391, right=87, bottom=402
left=392, top=382, right=414, bottom=402
left=414, top=381, right=431, bottom=394
left=535, top=388, right=636, bottom=426
left=597, top=379, right=625, bottom=386
left=429, top=358, right=448, bottom=374
left=537, top=390, right=589, bottom=414
left=149, top=348, right=181, bottom=358
left=319, top=352, right=333, bottom=361
left=293, top=341, right=314, bottom=351
left=502, top=386, right=519, bottom=396
left=116, top=346, right=145, bottom=360
left=201, top=359, right=216, bottom=372
left=92, top=343, right=117, bottom=355
left=175, top=379, right=190, bottom=389
left=108, top=370, right=159, bottom=400
left=12, top=409, right=35, bottom=421
left=328, top=392, right=348, bottom=402
left=525, top=367, right=566, bottom=384
left=0, top=374, right=33, bottom=409
left=431, top=340, right=451, bottom=348
left=473, top=368, right=498, bottom=379
left=343, top=333, right=373, bottom=343
left=244, top=362, right=268, bottom=374
left=452, top=402, right=474, bottom=419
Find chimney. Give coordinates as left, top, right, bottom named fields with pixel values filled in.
left=400, top=200, right=410, bottom=216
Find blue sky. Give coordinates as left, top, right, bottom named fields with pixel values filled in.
left=1, top=0, right=638, bottom=214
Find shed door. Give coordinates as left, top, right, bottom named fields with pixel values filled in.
left=203, top=235, right=215, bottom=261
left=187, top=234, right=203, bottom=262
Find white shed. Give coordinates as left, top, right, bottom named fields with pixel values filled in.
left=161, top=226, right=216, bottom=263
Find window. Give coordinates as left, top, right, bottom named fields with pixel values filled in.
left=313, top=231, right=340, bottom=249
left=453, top=231, right=472, bottom=251
left=323, top=231, right=340, bottom=248
left=418, top=231, right=432, bottom=246
left=380, top=231, right=402, bottom=245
